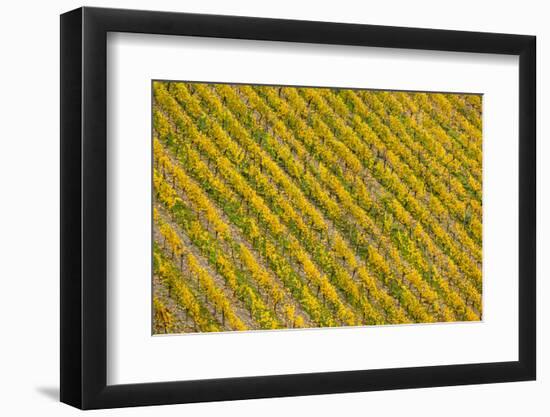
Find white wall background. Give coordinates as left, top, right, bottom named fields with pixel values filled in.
left=0, top=0, right=545, bottom=415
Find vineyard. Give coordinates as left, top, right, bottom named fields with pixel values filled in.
left=152, top=80, right=482, bottom=334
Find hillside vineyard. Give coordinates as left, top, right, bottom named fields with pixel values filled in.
left=152, top=81, right=482, bottom=334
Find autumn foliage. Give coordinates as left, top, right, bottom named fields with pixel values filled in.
left=152, top=81, right=482, bottom=333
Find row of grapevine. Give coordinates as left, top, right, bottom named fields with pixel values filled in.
left=248, top=85, right=477, bottom=319
left=155, top=83, right=363, bottom=326
left=152, top=80, right=483, bottom=333
left=155, top=137, right=309, bottom=328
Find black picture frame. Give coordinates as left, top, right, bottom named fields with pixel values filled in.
left=60, top=6, right=536, bottom=410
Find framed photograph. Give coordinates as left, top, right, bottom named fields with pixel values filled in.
left=60, top=6, right=536, bottom=409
